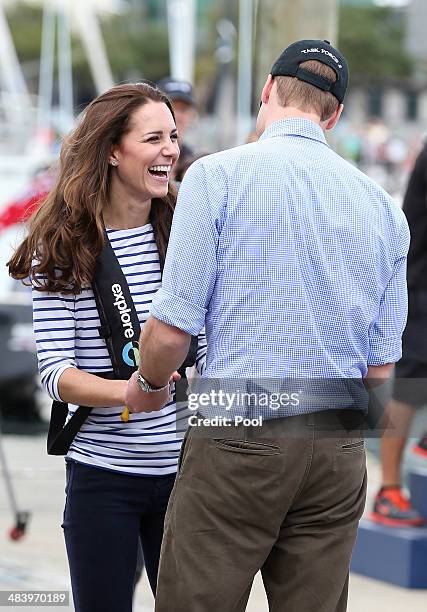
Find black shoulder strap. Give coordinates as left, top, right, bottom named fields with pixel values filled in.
left=47, top=402, right=91, bottom=456
left=92, top=230, right=141, bottom=380
left=178, top=335, right=198, bottom=377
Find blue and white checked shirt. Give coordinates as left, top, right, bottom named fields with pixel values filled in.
left=151, top=118, right=409, bottom=389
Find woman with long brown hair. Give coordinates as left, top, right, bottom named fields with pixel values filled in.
left=8, top=83, right=194, bottom=611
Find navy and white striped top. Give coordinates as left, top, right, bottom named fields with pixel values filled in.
left=33, top=223, right=206, bottom=475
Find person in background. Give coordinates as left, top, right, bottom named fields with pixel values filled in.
left=126, top=40, right=409, bottom=612
left=371, top=141, right=427, bottom=527
left=157, top=77, right=197, bottom=181
left=8, top=82, right=206, bottom=612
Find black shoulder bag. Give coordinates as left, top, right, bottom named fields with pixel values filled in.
left=47, top=232, right=197, bottom=455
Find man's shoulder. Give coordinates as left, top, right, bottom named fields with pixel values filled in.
left=187, top=143, right=259, bottom=186
left=199, top=142, right=258, bottom=167
left=335, top=153, right=395, bottom=200
left=329, top=151, right=407, bottom=230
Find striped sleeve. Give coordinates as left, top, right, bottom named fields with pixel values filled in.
left=32, top=286, right=77, bottom=401
left=196, top=328, right=207, bottom=375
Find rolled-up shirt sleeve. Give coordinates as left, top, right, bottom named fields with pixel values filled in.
left=151, top=159, right=225, bottom=335
left=368, top=217, right=411, bottom=365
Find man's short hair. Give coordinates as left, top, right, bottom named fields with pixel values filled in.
left=275, top=60, right=339, bottom=121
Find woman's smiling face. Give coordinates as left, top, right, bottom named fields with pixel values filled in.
left=110, top=101, right=180, bottom=202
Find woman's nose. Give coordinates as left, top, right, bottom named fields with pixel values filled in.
left=163, top=140, right=179, bottom=159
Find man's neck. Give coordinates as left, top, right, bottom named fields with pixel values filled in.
left=263, top=106, right=322, bottom=132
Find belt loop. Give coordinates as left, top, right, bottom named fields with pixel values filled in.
left=306, top=412, right=315, bottom=427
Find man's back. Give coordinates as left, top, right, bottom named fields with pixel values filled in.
left=157, top=117, right=408, bottom=380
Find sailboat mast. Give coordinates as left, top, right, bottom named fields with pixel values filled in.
left=167, top=0, right=196, bottom=83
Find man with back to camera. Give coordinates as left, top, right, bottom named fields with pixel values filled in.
left=126, top=40, right=409, bottom=611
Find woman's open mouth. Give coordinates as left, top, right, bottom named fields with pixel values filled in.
left=148, top=165, right=171, bottom=181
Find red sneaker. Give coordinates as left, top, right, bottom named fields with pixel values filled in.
left=413, top=435, right=427, bottom=458
left=370, top=486, right=425, bottom=527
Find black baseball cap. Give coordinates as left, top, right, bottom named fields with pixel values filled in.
left=270, top=40, right=349, bottom=103
left=157, top=77, right=195, bottom=106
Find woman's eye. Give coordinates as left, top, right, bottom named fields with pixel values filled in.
left=171, top=134, right=178, bottom=141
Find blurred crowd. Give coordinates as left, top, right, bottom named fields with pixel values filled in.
left=333, top=117, right=424, bottom=201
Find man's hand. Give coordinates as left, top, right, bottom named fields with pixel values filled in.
left=125, top=371, right=181, bottom=414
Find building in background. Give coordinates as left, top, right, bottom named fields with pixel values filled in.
left=339, top=0, right=427, bottom=132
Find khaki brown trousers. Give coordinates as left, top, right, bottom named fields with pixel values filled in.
left=155, top=412, right=367, bottom=612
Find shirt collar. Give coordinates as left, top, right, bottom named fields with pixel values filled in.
left=259, top=117, right=328, bottom=146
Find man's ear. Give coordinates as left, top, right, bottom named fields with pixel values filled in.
left=261, top=74, right=275, bottom=105
left=325, top=104, right=344, bottom=130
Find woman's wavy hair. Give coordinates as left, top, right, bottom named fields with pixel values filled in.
left=8, top=82, right=177, bottom=294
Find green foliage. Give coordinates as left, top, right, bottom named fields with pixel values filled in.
left=5, top=1, right=171, bottom=100
left=338, top=5, right=414, bottom=79
left=101, top=15, right=170, bottom=83
left=194, top=0, right=229, bottom=84
left=6, top=2, right=93, bottom=99
left=6, top=3, right=42, bottom=65
left=4, top=0, right=225, bottom=102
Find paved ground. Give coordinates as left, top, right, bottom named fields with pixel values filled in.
left=1, top=407, right=427, bottom=611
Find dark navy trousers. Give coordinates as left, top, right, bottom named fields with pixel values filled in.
left=62, top=460, right=175, bottom=612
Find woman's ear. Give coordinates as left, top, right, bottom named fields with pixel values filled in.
left=109, top=144, right=120, bottom=167
left=108, top=149, right=119, bottom=166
